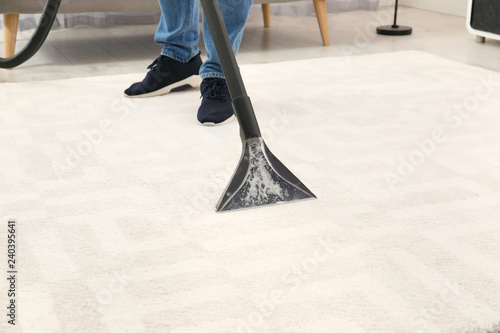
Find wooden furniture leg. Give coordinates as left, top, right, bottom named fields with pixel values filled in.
left=313, top=0, right=330, bottom=46
left=262, top=4, right=271, bottom=28
left=3, top=14, right=20, bottom=59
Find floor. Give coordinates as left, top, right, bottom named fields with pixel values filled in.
left=2, top=6, right=500, bottom=333
left=1, top=5, right=500, bottom=83
left=2, top=49, right=500, bottom=333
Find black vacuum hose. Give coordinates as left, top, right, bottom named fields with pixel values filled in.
left=0, top=0, right=61, bottom=68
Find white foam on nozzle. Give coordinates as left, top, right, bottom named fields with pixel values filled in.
left=241, top=142, right=287, bottom=206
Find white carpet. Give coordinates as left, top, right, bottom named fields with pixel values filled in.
left=1, top=51, right=500, bottom=333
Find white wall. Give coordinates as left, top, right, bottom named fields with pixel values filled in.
left=399, top=0, right=468, bottom=17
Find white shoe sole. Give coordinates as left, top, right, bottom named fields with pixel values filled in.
left=200, top=114, right=236, bottom=127
left=124, top=75, right=201, bottom=98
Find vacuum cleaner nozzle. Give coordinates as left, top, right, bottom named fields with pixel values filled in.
left=216, top=138, right=316, bottom=212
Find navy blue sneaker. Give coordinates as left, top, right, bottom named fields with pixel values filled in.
left=197, top=78, right=235, bottom=126
left=124, top=53, right=202, bottom=98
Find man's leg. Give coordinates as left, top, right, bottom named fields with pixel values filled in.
left=155, top=0, right=200, bottom=62
left=197, top=0, right=253, bottom=125
left=200, top=0, right=253, bottom=79
left=124, top=0, right=203, bottom=98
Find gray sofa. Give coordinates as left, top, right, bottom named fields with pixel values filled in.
left=1, top=0, right=330, bottom=60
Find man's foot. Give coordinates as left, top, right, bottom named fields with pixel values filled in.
left=197, top=78, right=235, bottom=126
left=124, top=53, right=202, bottom=98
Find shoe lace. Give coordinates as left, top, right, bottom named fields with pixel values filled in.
left=201, top=79, right=228, bottom=102
left=147, top=56, right=162, bottom=71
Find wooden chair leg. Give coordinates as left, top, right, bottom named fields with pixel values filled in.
left=4, top=14, right=20, bottom=58
left=262, top=3, right=271, bottom=28
left=313, top=0, right=330, bottom=46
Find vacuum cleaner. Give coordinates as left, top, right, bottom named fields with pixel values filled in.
left=1, top=0, right=316, bottom=211
left=200, top=0, right=316, bottom=212
left=0, top=0, right=61, bottom=68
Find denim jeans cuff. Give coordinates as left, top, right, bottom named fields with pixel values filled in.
left=200, top=72, right=225, bottom=80
left=160, top=50, right=191, bottom=63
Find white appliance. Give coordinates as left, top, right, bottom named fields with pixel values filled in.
left=467, top=0, right=500, bottom=42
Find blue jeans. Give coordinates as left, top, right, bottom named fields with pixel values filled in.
left=155, top=0, right=253, bottom=79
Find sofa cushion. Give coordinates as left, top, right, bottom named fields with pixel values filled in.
left=0, top=0, right=306, bottom=14
left=0, top=0, right=160, bottom=14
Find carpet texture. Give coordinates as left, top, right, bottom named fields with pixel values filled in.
left=1, top=51, right=500, bottom=333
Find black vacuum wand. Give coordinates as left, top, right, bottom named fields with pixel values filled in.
left=200, top=0, right=316, bottom=212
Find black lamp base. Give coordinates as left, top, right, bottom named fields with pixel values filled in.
left=377, top=25, right=412, bottom=36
